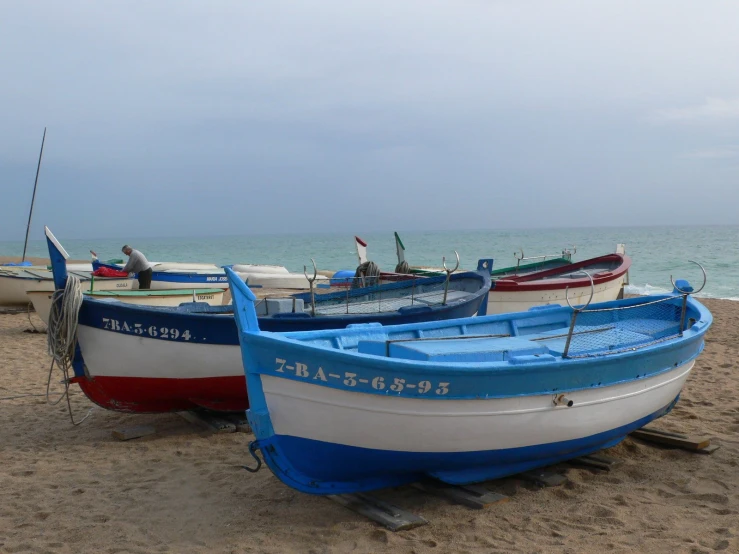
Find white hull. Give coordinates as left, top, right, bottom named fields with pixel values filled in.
left=149, top=280, right=230, bottom=291
left=28, top=289, right=225, bottom=326
left=241, top=272, right=329, bottom=289
left=76, top=326, right=242, bottom=379
left=261, top=361, right=692, bottom=453
left=150, top=262, right=219, bottom=271
left=0, top=274, right=134, bottom=306
left=486, top=275, right=626, bottom=315
left=231, top=264, right=289, bottom=275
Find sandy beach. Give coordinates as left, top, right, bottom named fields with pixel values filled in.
left=1, top=297, right=737, bottom=554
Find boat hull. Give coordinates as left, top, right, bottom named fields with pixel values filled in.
left=73, top=327, right=244, bottom=412
left=149, top=272, right=230, bottom=290
left=485, top=274, right=626, bottom=314
left=1, top=274, right=133, bottom=306
left=248, top=355, right=695, bottom=494
left=27, top=288, right=225, bottom=325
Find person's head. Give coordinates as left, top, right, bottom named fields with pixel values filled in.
left=122, top=245, right=133, bottom=256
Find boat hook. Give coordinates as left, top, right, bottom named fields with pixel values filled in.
left=304, top=258, right=318, bottom=316
left=442, top=251, right=460, bottom=305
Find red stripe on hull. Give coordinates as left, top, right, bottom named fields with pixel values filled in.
left=492, top=254, right=631, bottom=292
left=71, top=375, right=248, bottom=413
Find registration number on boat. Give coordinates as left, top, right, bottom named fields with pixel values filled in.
left=207, top=276, right=228, bottom=282
left=101, top=318, right=192, bottom=341
left=274, top=357, right=450, bottom=395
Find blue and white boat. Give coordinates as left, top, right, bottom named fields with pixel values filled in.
left=45, top=227, right=490, bottom=414
left=92, top=258, right=232, bottom=290
left=227, top=267, right=712, bottom=495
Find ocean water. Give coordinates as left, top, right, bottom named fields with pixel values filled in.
left=2, top=226, right=737, bottom=300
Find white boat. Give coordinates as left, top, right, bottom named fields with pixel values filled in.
left=27, top=287, right=226, bottom=325
left=482, top=249, right=631, bottom=315
left=239, top=272, right=330, bottom=290
left=231, top=264, right=290, bottom=275
left=0, top=269, right=134, bottom=306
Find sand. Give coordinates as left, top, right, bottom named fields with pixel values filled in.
left=1, top=298, right=737, bottom=554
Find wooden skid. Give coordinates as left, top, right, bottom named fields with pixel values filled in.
left=177, top=410, right=251, bottom=433
left=112, top=425, right=156, bottom=441
left=630, top=427, right=712, bottom=451
left=412, top=481, right=509, bottom=509
left=570, top=453, right=622, bottom=471
left=0, top=306, right=30, bottom=315
left=519, top=469, right=568, bottom=487
left=177, top=411, right=236, bottom=433
left=328, top=493, right=428, bottom=532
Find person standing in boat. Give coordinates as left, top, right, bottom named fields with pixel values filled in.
left=121, top=245, right=153, bottom=289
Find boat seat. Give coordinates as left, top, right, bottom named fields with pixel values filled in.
left=358, top=336, right=549, bottom=363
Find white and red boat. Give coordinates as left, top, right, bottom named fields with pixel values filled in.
left=482, top=247, right=631, bottom=315
left=43, top=226, right=490, bottom=414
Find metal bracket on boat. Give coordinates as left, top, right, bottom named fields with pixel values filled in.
left=565, top=271, right=595, bottom=312
left=304, top=258, right=318, bottom=316
left=670, top=260, right=707, bottom=295
left=562, top=245, right=577, bottom=259
left=562, top=271, right=595, bottom=358
left=442, top=251, right=460, bottom=305
left=553, top=394, right=574, bottom=407
left=242, top=441, right=262, bottom=473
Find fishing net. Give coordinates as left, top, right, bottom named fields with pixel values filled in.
left=309, top=275, right=472, bottom=316
left=563, top=296, right=685, bottom=358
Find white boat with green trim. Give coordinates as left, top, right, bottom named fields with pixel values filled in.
left=27, top=288, right=225, bottom=325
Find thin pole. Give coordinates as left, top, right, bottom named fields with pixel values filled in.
left=22, top=127, right=47, bottom=263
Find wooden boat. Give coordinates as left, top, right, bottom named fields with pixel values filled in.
left=45, top=227, right=490, bottom=413
left=393, top=231, right=577, bottom=278
left=0, top=268, right=133, bottom=306
left=480, top=249, right=631, bottom=315
left=227, top=267, right=711, bottom=495
left=27, top=288, right=225, bottom=325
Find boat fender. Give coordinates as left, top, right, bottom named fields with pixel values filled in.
left=673, top=279, right=693, bottom=294
left=553, top=394, right=574, bottom=407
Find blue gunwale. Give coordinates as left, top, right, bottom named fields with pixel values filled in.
left=233, top=292, right=710, bottom=399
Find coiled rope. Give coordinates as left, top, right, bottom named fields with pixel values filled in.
left=352, top=261, right=381, bottom=289
left=394, top=260, right=411, bottom=274
left=46, top=275, right=92, bottom=425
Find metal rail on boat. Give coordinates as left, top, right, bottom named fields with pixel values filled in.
left=561, top=262, right=707, bottom=358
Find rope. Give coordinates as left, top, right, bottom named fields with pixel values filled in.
left=26, top=301, right=41, bottom=333
left=45, top=275, right=92, bottom=425
left=352, top=261, right=381, bottom=289
left=394, top=260, right=411, bottom=274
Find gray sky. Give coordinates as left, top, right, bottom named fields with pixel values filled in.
left=1, top=0, right=737, bottom=240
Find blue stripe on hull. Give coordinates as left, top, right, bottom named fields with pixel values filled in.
left=254, top=396, right=679, bottom=495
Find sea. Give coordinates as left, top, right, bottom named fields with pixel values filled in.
left=2, top=226, right=737, bottom=300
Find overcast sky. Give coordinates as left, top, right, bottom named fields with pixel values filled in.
left=1, top=0, right=737, bottom=240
